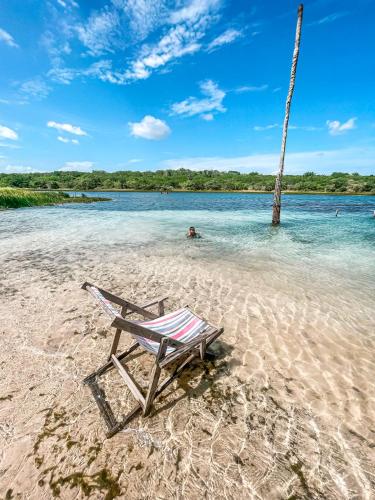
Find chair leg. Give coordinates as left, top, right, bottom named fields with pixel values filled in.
left=143, top=364, right=162, bottom=417
left=84, top=342, right=139, bottom=383
left=158, top=300, right=165, bottom=316
left=108, top=328, right=121, bottom=361
left=143, top=338, right=168, bottom=416
left=200, top=338, right=206, bottom=360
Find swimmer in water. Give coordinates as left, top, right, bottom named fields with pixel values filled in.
left=187, top=226, right=201, bottom=238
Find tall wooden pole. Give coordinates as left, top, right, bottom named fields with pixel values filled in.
left=272, top=4, right=303, bottom=225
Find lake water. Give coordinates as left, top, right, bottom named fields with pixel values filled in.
left=2, top=192, right=374, bottom=286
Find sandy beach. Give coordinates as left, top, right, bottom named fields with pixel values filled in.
left=1, top=0, right=374, bottom=495
left=1, top=218, right=374, bottom=499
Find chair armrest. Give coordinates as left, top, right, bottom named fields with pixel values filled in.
left=141, top=296, right=168, bottom=317
left=159, top=326, right=217, bottom=368
left=122, top=296, right=168, bottom=319
left=141, top=296, right=168, bottom=310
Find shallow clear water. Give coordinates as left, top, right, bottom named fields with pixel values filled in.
left=1, top=192, right=375, bottom=498
left=1, top=192, right=374, bottom=286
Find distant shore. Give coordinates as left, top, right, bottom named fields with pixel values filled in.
left=1, top=170, right=374, bottom=195
left=46, top=188, right=375, bottom=196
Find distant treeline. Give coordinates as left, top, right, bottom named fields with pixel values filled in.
left=0, top=170, right=374, bottom=193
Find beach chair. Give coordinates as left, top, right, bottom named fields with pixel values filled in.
left=81, top=282, right=224, bottom=437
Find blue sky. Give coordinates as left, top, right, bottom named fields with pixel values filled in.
left=0, top=0, right=374, bottom=174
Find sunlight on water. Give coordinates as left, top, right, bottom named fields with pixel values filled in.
left=1, top=192, right=375, bottom=499
left=1, top=192, right=374, bottom=285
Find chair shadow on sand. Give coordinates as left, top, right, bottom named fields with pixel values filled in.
left=150, top=340, right=236, bottom=418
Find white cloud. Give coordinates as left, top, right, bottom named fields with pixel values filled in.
left=207, top=28, right=242, bottom=51
left=171, top=80, right=225, bottom=119
left=84, top=60, right=114, bottom=79
left=118, top=24, right=202, bottom=84
left=76, top=0, right=168, bottom=57
left=0, top=142, right=21, bottom=149
left=254, top=123, right=321, bottom=132
left=114, top=0, right=168, bottom=41
left=235, top=84, right=268, bottom=93
left=309, top=12, right=348, bottom=26
left=169, top=0, right=220, bottom=24
left=201, top=113, right=214, bottom=121
left=162, top=147, right=375, bottom=174
left=0, top=125, right=18, bottom=141
left=47, top=61, right=115, bottom=86
left=289, top=125, right=322, bottom=131
left=3, top=165, right=39, bottom=173
left=76, top=9, right=120, bottom=56
left=59, top=161, right=94, bottom=172
left=41, top=0, right=223, bottom=87
left=57, top=136, right=79, bottom=144
left=19, top=78, right=51, bottom=100
left=80, top=0, right=221, bottom=85
left=48, top=61, right=113, bottom=85
left=57, top=0, right=78, bottom=8
left=47, top=121, right=87, bottom=136
left=129, top=115, right=171, bottom=140
left=40, top=30, right=72, bottom=71
left=0, top=28, right=19, bottom=48
left=254, top=123, right=279, bottom=131
left=327, top=118, right=357, bottom=135
left=70, top=22, right=204, bottom=86
left=57, top=136, right=69, bottom=143
left=128, top=158, right=143, bottom=164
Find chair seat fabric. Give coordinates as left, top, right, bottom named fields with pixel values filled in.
left=134, top=307, right=208, bottom=355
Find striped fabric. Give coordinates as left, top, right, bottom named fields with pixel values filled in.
left=134, top=307, right=208, bottom=355
left=88, top=286, right=121, bottom=318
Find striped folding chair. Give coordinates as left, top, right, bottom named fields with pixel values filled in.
left=81, top=282, right=224, bottom=437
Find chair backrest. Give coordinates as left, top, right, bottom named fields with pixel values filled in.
left=82, top=282, right=183, bottom=349
left=86, top=284, right=122, bottom=319
left=82, top=282, right=157, bottom=319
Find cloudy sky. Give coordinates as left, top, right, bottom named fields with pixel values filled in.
left=0, top=0, right=374, bottom=174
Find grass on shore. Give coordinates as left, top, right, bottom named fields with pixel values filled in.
left=0, top=187, right=110, bottom=209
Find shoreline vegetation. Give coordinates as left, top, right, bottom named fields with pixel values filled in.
left=0, top=170, right=374, bottom=195
left=0, top=187, right=110, bottom=210
left=64, top=189, right=372, bottom=195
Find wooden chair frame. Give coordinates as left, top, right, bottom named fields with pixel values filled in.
left=81, top=282, right=224, bottom=437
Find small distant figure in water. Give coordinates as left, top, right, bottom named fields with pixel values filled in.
left=373, top=210, right=375, bottom=218
left=187, top=226, right=201, bottom=238
left=335, top=209, right=340, bottom=217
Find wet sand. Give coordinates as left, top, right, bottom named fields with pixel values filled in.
left=1, top=238, right=374, bottom=499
